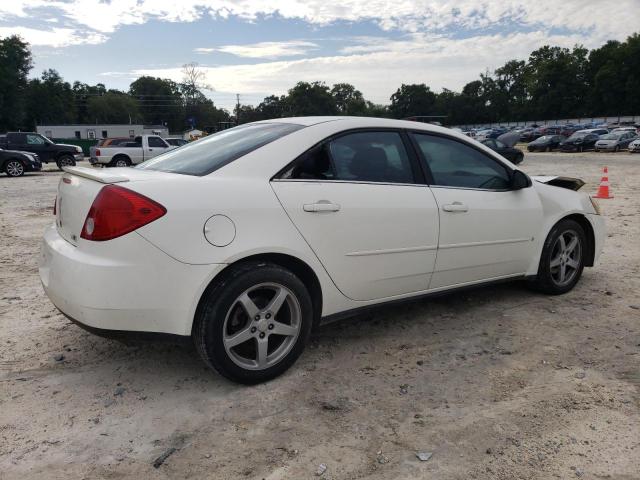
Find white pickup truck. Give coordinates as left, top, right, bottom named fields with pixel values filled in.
left=89, top=135, right=176, bottom=167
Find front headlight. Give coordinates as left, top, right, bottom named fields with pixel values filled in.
left=75, top=146, right=82, bottom=153
left=589, top=197, right=602, bottom=215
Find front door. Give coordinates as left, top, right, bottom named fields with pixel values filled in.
left=410, top=132, right=542, bottom=289
left=272, top=130, right=439, bottom=301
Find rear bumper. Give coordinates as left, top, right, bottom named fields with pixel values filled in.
left=39, top=224, right=223, bottom=336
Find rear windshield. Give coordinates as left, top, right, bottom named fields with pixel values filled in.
left=138, top=122, right=303, bottom=176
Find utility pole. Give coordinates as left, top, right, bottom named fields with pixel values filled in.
left=236, top=94, right=240, bottom=125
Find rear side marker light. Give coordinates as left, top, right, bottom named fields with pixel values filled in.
left=81, top=185, right=166, bottom=241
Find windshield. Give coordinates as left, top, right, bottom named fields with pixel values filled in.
left=138, top=122, right=303, bottom=176
left=568, top=132, right=587, bottom=140
left=600, top=133, right=620, bottom=140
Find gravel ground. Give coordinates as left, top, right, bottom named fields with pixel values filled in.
left=1, top=152, right=639, bottom=480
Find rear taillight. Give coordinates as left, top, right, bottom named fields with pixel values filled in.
left=81, top=185, right=166, bottom=241
left=53, top=196, right=57, bottom=215
left=95, top=149, right=101, bottom=156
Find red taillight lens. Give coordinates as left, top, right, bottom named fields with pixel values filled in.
left=95, top=149, right=101, bottom=156
left=81, top=185, right=166, bottom=241
left=53, top=196, right=57, bottom=215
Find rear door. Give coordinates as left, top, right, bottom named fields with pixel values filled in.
left=272, top=130, right=440, bottom=301
left=410, top=132, right=542, bottom=289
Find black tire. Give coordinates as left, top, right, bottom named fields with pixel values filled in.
left=56, top=155, right=76, bottom=170
left=5, top=159, right=25, bottom=177
left=193, top=261, right=313, bottom=384
left=614, top=146, right=619, bottom=152
left=110, top=156, right=131, bottom=168
left=529, top=219, right=586, bottom=295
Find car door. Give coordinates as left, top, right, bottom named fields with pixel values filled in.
left=271, top=130, right=440, bottom=301
left=146, top=136, right=170, bottom=160
left=410, top=132, right=543, bottom=290
left=24, top=133, right=53, bottom=161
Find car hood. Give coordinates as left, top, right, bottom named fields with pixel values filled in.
left=530, top=175, right=585, bottom=191
left=2, top=149, right=36, bottom=157
left=595, top=139, right=616, bottom=145
left=56, top=143, right=81, bottom=150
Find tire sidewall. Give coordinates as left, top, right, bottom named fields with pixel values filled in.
left=112, top=157, right=131, bottom=168
left=195, top=263, right=313, bottom=384
left=536, top=219, right=586, bottom=294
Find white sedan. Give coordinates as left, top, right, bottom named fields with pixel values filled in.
left=40, top=117, right=605, bottom=383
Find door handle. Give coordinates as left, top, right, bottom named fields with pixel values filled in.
left=442, top=202, right=469, bottom=212
left=303, top=201, right=341, bottom=213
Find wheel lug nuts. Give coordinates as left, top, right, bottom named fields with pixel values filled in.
left=259, top=332, right=265, bottom=339
left=268, top=324, right=274, bottom=330
left=265, top=313, right=271, bottom=319
left=251, top=327, right=257, bottom=333
left=254, top=315, right=260, bottom=321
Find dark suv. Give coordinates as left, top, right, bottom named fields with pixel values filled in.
left=0, top=132, right=84, bottom=170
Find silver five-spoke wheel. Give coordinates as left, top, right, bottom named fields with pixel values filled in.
left=223, top=283, right=301, bottom=371
left=549, top=229, right=581, bottom=287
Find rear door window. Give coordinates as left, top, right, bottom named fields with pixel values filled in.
left=139, top=123, right=303, bottom=176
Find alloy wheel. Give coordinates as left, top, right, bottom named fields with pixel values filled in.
left=222, top=283, right=301, bottom=371
left=6, top=161, right=24, bottom=177
left=115, top=159, right=129, bottom=167
left=549, top=230, right=582, bottom=287
left=59, top=157, right=74, bottom=167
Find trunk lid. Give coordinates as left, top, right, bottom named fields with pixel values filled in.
left=55, top=166, right=170, bottom=246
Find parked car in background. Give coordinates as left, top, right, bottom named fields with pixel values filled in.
left=594, top=131, right=638, bottom=152
left=40, top=117, right=605, bottom=383
left=89, top=135, right=176, bottom=167
left=610, top=126, right=638, bottom=135
left=0, top=132, right=83, bottom=169
left=628, top=137, right=640, bottom=153
left=0, top=147, right=41, bottom=177
left=166, top=138, right=189, bottom=147
left=90, top=137, right=136, bottom=160
left=519, top=128, right=537, bottom=142
left=527, top=135, right=566, bottom=152
left=560, top=131, right=601, bottom=152
left=481, top=138, right=524, bottom=164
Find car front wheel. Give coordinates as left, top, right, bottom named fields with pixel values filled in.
left=194, top=261, right=313, bottom=384
left=5, top=160, right=25, bottom=177
left=530, top=219, right=586, bottom=295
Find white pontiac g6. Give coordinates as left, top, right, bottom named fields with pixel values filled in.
left=40, top=117, right=605, bottom=383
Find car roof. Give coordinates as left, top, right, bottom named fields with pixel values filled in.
left=252, top=116, right=457, bottom=134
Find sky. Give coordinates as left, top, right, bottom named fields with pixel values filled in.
left=1, top=1, right=639, bottom=112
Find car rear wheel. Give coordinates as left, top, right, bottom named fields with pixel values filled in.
left=5, top=160, right=25, bottom=177
left=529, top=219, right=586, bottom=295
left=614, top=146, right=619, bottom=152
left=111, top=156, right=131, bottom=168
left=56, top=155, right=76, bottom=170
left=193, top=261, right=313, bottom=384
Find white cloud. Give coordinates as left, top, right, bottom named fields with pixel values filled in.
left=1, top=1, right=638, bottom=45
left=0, top=26, right=106, bottom=47
left=195, top=40, right=319, bottom=59
left=134, top=30, right=598, bottom=111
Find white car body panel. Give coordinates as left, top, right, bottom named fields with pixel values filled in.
left=40, top=116, right=606, bottom=337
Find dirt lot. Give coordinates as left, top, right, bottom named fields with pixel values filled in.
left=1, top=152, right=639, bottom=480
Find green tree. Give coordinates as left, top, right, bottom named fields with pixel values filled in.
left=129, top=76, right=184, bottom=131
left=86, top=92, right=140, bottom=124
left=0, top=35, right=32, bottom=130
left=331, top=83, right=367, bottom=115
left=389, top=84, right=436, bottom=119
left=286, top=81, right=337, bottom=116
left=25, top=69, right=75, bottom=127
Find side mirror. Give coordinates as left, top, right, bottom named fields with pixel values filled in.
left=511, top=170, right=531, bottom=190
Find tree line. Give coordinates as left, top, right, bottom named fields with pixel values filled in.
left=1, top=33, right=638, bottom=133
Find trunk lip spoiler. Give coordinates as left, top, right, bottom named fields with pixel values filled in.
left=62, top=166, right=130, bottom=184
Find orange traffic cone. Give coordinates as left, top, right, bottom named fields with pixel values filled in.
left=594, top=166, right=613, bottom=199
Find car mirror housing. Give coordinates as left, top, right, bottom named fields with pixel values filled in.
left=511, top=170, right=531, bottom=190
